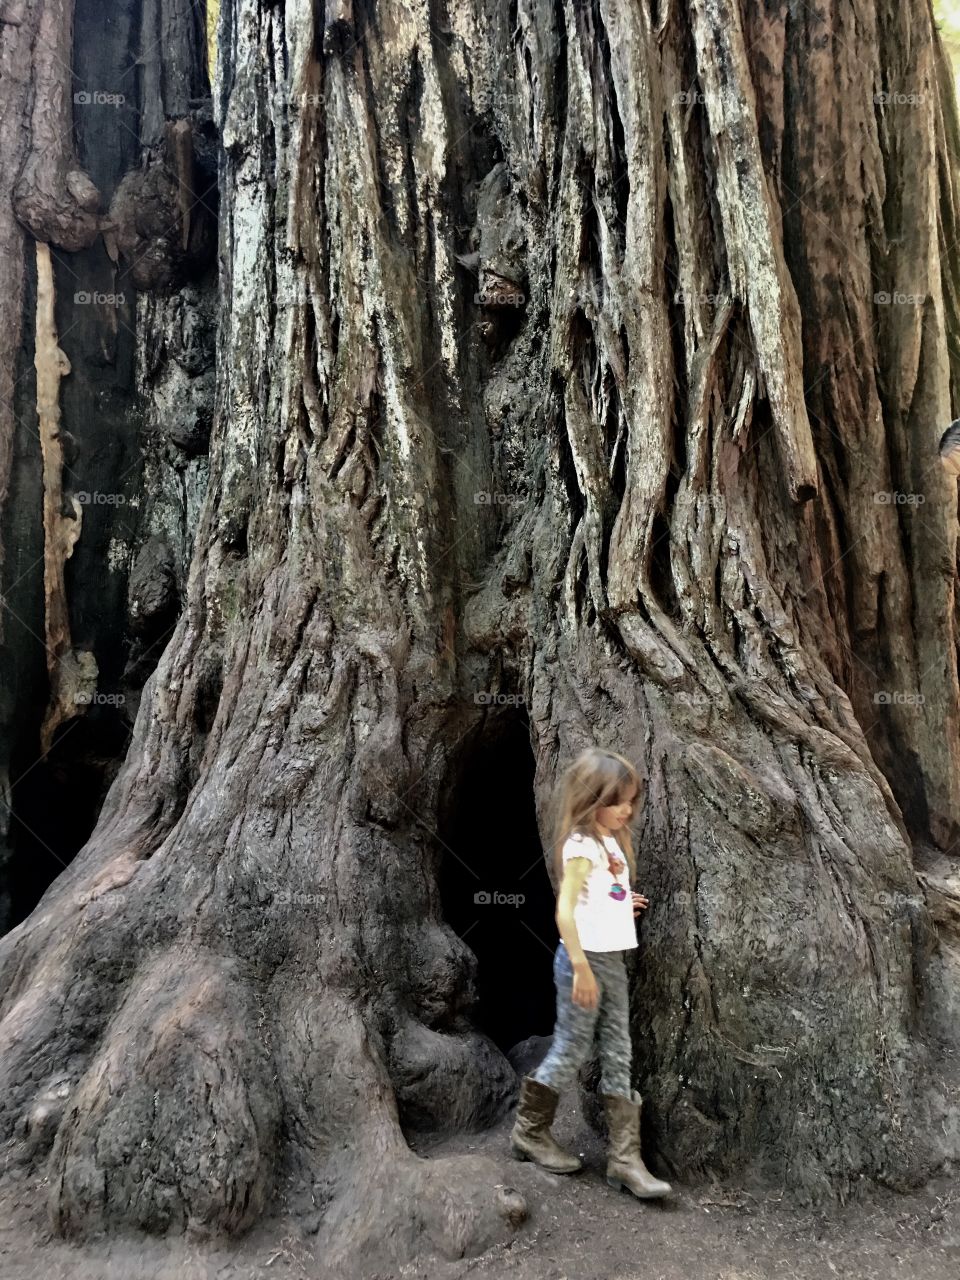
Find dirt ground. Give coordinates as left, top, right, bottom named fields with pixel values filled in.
left=1, top=1084, right=958, bottom=1280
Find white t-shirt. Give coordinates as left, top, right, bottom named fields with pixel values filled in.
left=561, top=830, right=638, bottom=952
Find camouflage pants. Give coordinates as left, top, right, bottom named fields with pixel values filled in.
left=532, top=940, right=633, bottom=1100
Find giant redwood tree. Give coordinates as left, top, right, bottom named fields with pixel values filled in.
left=2, top=0, right=960, bottom=1267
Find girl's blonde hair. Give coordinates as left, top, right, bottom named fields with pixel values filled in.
left=551, top=748, right=642, bottom=885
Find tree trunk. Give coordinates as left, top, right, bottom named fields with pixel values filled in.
left=0, top=0, right=217, bottom=930
left=2, top=0, right=960, bottom=1266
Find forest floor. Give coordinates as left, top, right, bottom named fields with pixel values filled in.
left=1, top=1080, right=958, bottom=1280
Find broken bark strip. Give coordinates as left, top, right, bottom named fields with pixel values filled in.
left=0, top=0, right=100, bottom=674
left=11, top=0, right=101, bottom=249
left=0, top=0, right=51, bottom=634
left=687, top=0, right=817, bottom=504
left=34, top=242, right=96, bottom=753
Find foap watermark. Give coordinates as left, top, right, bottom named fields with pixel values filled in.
left=276, top=89, right=325, bottom=110
left=77, top=490, right=127, bottom=506
left=674, top=690, right=713, bottom=709
left=873, top=90, right=925, bottom=107
left=874, top=291, right=924, bottom=306
left=873, top=891, right=924, bottom=908
left=873, top=490, right=925, bottom=506
left=474, top=890, right=526, bottom=907
left=473, top=491, right=524, bottom=505
left=673, top=88, right=707, bottom=106
left=77, top=888, right=126, bottom=908
left=874, top=690, right=925, bottom=706
left=275, top=889, right=326, bottom=907
left=474, top=282, right=526, bottom=307
left=296, top=92, right=325, bottom=108
left=275, top=289, right=309, bottom=309
left=74, top=291, right=125, bottom=306
left=673, top=288, right=724, bottom=307
left=74, top=690, right=125, bottom=707
left=473, top=691, right=527, bottom=707
left=74, top=90, right=125, bottom=108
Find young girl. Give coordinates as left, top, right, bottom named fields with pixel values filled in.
left=509, top=747, right=671, bottom=1199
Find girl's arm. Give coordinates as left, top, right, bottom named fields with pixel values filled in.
left=556, top=857, right=600, bottom=1009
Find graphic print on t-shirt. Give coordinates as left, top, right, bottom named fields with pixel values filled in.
left=562, top=830, right=638, bottom=952
left=606, top=849, right=628, bottom=899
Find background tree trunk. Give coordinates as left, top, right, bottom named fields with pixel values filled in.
left=2, top=0, right=960, bottom=1266
left=0, top=0, right=217, bottom=931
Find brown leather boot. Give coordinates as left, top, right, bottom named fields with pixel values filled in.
left=601, top=1090, right=671, bottom=1198
left=509, top=1076, right=583, bottom=1173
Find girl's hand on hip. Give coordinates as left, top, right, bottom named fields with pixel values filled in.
left=572, top=965, right=599, bottom=1009
left=632, top=892, right=649, bottom=916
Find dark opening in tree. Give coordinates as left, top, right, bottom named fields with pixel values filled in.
left=439, top=709, right=556, bottom=1055
left=5, top=712, right=128, bottom=929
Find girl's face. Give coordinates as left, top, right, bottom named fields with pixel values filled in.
left=596, top=782, right=639, bottom=832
